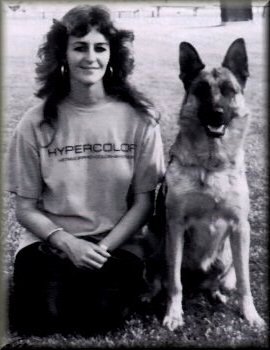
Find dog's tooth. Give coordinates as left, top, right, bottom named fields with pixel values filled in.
left=207, top=125, right=225, bottom=133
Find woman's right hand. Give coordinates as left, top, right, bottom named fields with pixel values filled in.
left=50, top=231, right=111, bottom=270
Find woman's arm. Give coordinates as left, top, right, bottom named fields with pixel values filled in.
left=99, top=191, right=154, bottom=251
left=15, top=196, right=110, bottom=269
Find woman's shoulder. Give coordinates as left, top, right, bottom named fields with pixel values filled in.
left=16, top=100, right=45, bottom=131
left=22, top=100, right=44, bottom=121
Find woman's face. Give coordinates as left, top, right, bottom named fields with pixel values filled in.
left=66, top=28, right=110, bottom=86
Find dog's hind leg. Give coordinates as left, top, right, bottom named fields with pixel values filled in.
left=230, top=220, right=266, bottom=328
left=203, top=238, right=235, bottom=304
left=141, top=274, right=163, bottom=304
left=210, top=263, right=236, bottom=304
left=221, top=264, right=236, bottom=291
left=215, top=237, right=236, bottom=294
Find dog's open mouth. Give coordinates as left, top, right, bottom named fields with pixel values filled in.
left=206, top=125, right=226, bottom=137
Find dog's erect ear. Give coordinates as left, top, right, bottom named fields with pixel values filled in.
left=222, top=38, right=249, bottom=89
left=179, top=42, right=205, bottom=90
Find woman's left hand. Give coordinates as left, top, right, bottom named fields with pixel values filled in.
left=50, top=231, right=111, bottom=270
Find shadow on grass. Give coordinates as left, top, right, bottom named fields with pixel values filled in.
left=2, top=287, right=268, bottom=349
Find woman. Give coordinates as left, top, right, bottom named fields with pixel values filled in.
left=7, top=5, right=165, bottom=335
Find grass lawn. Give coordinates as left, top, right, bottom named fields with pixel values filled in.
left=1, top=4, right=268, bottom=348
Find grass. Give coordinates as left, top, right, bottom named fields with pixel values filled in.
left=2, top=6, right=269, bottom=349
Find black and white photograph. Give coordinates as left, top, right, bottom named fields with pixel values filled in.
left=1, top=0, right=268, bottom=348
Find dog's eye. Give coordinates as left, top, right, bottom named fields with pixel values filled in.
left=220, top=82, right=236, bottom=96
left=193, top=81, right=211, bottom=97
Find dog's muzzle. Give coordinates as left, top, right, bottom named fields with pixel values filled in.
left=206, top=108, right=226, bottom=137
left=206, top=124, right=226, bottom=137
left=201, top=107, right=227, bottom=137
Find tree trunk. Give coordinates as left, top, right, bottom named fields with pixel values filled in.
left=220, top=0, right=253, bottom=22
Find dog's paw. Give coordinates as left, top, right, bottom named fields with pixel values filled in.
left=244, top=310, right=266, bottom=329
left=241, top=297, right=266, bottom=329
left=163, top=313, right=184, bottom=331
left=141, top=276, right=162, bottom=304
left=211, top=290, right=228, bottom=304
left=140, top=293, right=153, bottom=304
left=163, top=302, right=184, bottom=331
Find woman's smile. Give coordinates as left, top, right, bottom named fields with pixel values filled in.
left=80, top=66, right=101, bottom=72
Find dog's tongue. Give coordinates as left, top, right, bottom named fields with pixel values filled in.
left=207, top=125, right=225, bottom=136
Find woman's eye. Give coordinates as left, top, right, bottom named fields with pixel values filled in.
left=74, top=46, right=87, bottom=52
left=95, top=46, right=107, bottom=53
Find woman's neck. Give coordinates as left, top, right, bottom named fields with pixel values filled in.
left=68, top=79, right=108, bottom=107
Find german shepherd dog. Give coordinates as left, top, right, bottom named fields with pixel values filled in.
left=146, top=38, right=265, bottom=331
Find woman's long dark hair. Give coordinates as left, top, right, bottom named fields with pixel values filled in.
left=35, top=5, right=158, bottom=136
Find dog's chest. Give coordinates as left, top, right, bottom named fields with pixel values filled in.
left=166, top=159, right=248, bottom=207
left=198, top=168, right=229, bottom=191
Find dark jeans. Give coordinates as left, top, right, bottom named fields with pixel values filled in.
left=9, top=239, right=145, bottom=335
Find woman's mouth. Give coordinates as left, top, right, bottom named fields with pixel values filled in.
left=80, top=66, right=99, bottom=70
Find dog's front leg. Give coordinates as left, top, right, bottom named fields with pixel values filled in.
left=230, top=220, right=266, bottom=328
left=163, top=219, right=185, bottom=331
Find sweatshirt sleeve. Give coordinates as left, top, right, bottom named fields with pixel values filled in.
left=132, top=122, right=165, bottom=193
left=5, top=121, right=43, bottom=199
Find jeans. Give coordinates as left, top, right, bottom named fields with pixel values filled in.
left=9, top=239, right=145, bottom=335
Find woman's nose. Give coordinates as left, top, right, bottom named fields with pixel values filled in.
left=85, top=46, right=96, bottom=61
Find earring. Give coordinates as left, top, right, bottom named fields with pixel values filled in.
left=61, top=64, right=67, bottom=77
left=109, top=66, right=113, bottom=76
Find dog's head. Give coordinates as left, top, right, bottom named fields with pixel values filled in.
left=179, top=38, right=249, bottom=138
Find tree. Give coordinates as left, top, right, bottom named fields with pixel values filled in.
left=8, top=4, right=21, bottom=12
left=220, top=0, right=253, bottom=22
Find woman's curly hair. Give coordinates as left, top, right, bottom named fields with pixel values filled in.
left=35, top=4, right=158, bottom=130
